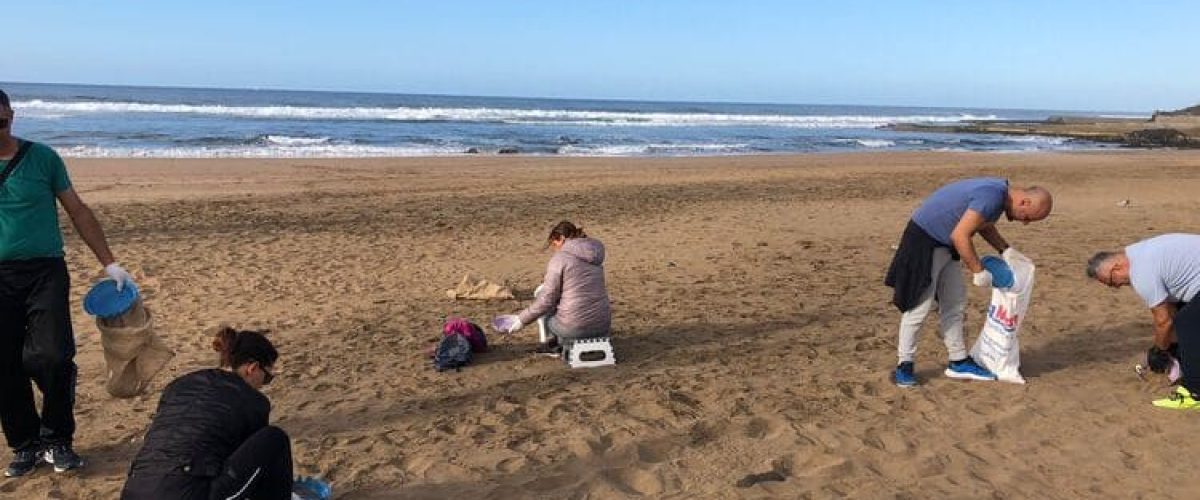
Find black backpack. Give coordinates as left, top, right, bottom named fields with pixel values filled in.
left=433, top=332, right=473, bottom=372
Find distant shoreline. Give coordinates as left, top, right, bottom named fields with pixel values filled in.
left=891, top=110, right=1200, bottom=148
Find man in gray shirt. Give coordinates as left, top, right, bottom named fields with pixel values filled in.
left=1087, top=233, right=1200, bottom=409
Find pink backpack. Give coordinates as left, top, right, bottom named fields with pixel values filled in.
left=442, top=318, right=488, bottom=353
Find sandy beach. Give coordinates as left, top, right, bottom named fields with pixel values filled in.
left=11, top=150, right=1200, bottom=499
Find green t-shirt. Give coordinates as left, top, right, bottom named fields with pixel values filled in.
left=0, top=140, right=72, bottom=261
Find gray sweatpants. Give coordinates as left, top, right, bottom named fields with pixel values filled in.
left=897, top=247, right=967, bottom=363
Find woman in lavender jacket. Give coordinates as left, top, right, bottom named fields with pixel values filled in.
left=498, top=221, right=611, bottom=355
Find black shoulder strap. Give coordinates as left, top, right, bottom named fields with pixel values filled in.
left=0, top=140, right=32, bottom=187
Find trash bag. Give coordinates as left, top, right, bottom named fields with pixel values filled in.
left=970, top=249, right=1035, bottom=384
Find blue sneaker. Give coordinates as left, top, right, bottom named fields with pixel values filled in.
left=894, top=361, right=917, bottom=387
left=944, top=357, right=997, bottom=381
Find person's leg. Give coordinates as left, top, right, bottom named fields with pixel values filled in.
left=23, top=260, right=76, bottom=444
left=209, top=426, right=294, bottom=500
left=22, top=259, right=82, bottom=471
left=121, top=473, right=209, bottom=500
left=932, top=250, right=968, bottom=361
left=0, top=303, right=38, bottom=450
left=896, top=248, right=942, bottom=364
left=533, top=315, right=564, bottom=357
left=1174, top=301, right=1200, bottom=396
left=0, top=265, right=43, bottom=477
left=936, top=254, right=996, bottom=380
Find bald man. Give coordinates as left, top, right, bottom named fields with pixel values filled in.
left=886, top=177, right=1052, bottom=387
left=1088, top=234, right=1200, bottom=410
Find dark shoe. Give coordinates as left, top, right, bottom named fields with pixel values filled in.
left=4, top=448, right=41, bottom=477
left=533, top=336, right=562, bottom=358
left=40, top=445, right=84, bottom=473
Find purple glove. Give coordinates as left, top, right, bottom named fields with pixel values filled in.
left=492, top=314, right=523, bottom=334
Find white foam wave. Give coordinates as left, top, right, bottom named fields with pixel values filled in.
left=14, top=99, right=996, bottom=128
left=1004, top=135, right=1068, bottom=145
left=59, top=144, right=466, bottom=158
left=557, top=143, right=749, bottom=156
left=263, top=135, right=331, bottom=146
left=833, top=138, right=895, bottom=148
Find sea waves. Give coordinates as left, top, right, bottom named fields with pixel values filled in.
left=15, top=99, right=996, bottom=128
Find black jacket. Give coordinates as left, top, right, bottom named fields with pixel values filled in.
left=885, top=220, right=958, bottom=312
left=127, top=369, right=270, bottom=478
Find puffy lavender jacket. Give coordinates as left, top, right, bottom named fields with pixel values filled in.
left=518, top=238, right=611, bottom=335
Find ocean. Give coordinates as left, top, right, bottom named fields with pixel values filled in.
left=1, top=82, right=1143, bottom=158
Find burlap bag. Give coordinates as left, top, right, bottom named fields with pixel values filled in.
left=97, top=299, right=174, bottom=398
left=446, top=272, right=515, bottom=300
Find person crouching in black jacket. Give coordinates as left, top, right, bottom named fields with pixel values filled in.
left=121, top=327, right=292, bottom=500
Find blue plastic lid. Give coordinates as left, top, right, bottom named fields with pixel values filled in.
left=981, top=255, right=1014, bottom=289
left=293, top=477, right=332, bottom=500
left=83, top=279, right=140, bottom=318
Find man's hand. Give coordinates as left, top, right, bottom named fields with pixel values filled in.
left=972, top=270, right=993, bottom=287
left=105, top=263, right=135, bottom=291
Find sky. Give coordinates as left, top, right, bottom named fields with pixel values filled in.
left=6, top=1, right=1199, bottom=112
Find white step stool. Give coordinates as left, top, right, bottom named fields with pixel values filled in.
left=564, top=337, right=616, bottom=368
left=531, top=285, right=616, bottom=368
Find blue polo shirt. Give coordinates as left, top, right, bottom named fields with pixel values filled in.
left=1126, top=234, right=1200, bottom=308
left=911, top=177, right=1008, bottom=245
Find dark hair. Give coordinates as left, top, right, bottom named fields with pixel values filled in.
left=547, top=220, right=586, bottom=245
left=212, top=326, right=278, bottom=369
left=0, top=89, right=8, bottom=110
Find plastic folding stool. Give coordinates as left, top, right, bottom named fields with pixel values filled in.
left=565, top=337, right=617, bottom=368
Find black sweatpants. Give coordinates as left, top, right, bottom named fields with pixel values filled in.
left=0, top=258, right=76, bottom=451
left=121, top=426, right=293, bottom=500
left=1174, top=301, right=1200, bottom=396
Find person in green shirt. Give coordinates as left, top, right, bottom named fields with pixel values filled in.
left=0, top=89, right=136, bottom=477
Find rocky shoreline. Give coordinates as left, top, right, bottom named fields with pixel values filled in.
left=891, top=105, right=1200, bottom=148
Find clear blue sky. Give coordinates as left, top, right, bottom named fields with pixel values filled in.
left=8, top=1, right=1198, bottom=111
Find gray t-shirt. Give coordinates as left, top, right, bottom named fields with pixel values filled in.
left=1126, top=233, right=1200, bottom=308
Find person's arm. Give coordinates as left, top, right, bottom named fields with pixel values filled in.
left=950, top=209, right=989, bottom=273
left=978, top=223, right=1010, bottom=254
left=1150, top=302, right=1178, bottom=350
left=518, top=256, right=565, bottom=325
left=56, top=187, right=115, bottom=266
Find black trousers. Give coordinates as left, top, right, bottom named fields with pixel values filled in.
left=121, top=426, right=293, bottom=500
left=1175, top=301, right=1200, bottom=395
left=0, top=258, right=76, bottom=451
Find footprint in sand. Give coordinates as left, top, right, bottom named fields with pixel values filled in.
left=782, top=450, right=854, bottom=479
left=602, top=467, right=667, bottom=496
left=735, top=470, right=787, bottom=488
left=636, top=439, right=675, bottom=464
left=915, top=453, right=949, bottom=478
left=522, top=473, right=578, bottom=492
left=861, top=427, right=911, bottom=454
left=744, top=416, right=786, bottom=440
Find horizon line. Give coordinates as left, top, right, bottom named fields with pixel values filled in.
left=0, top=79, right=1146, bottom=115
